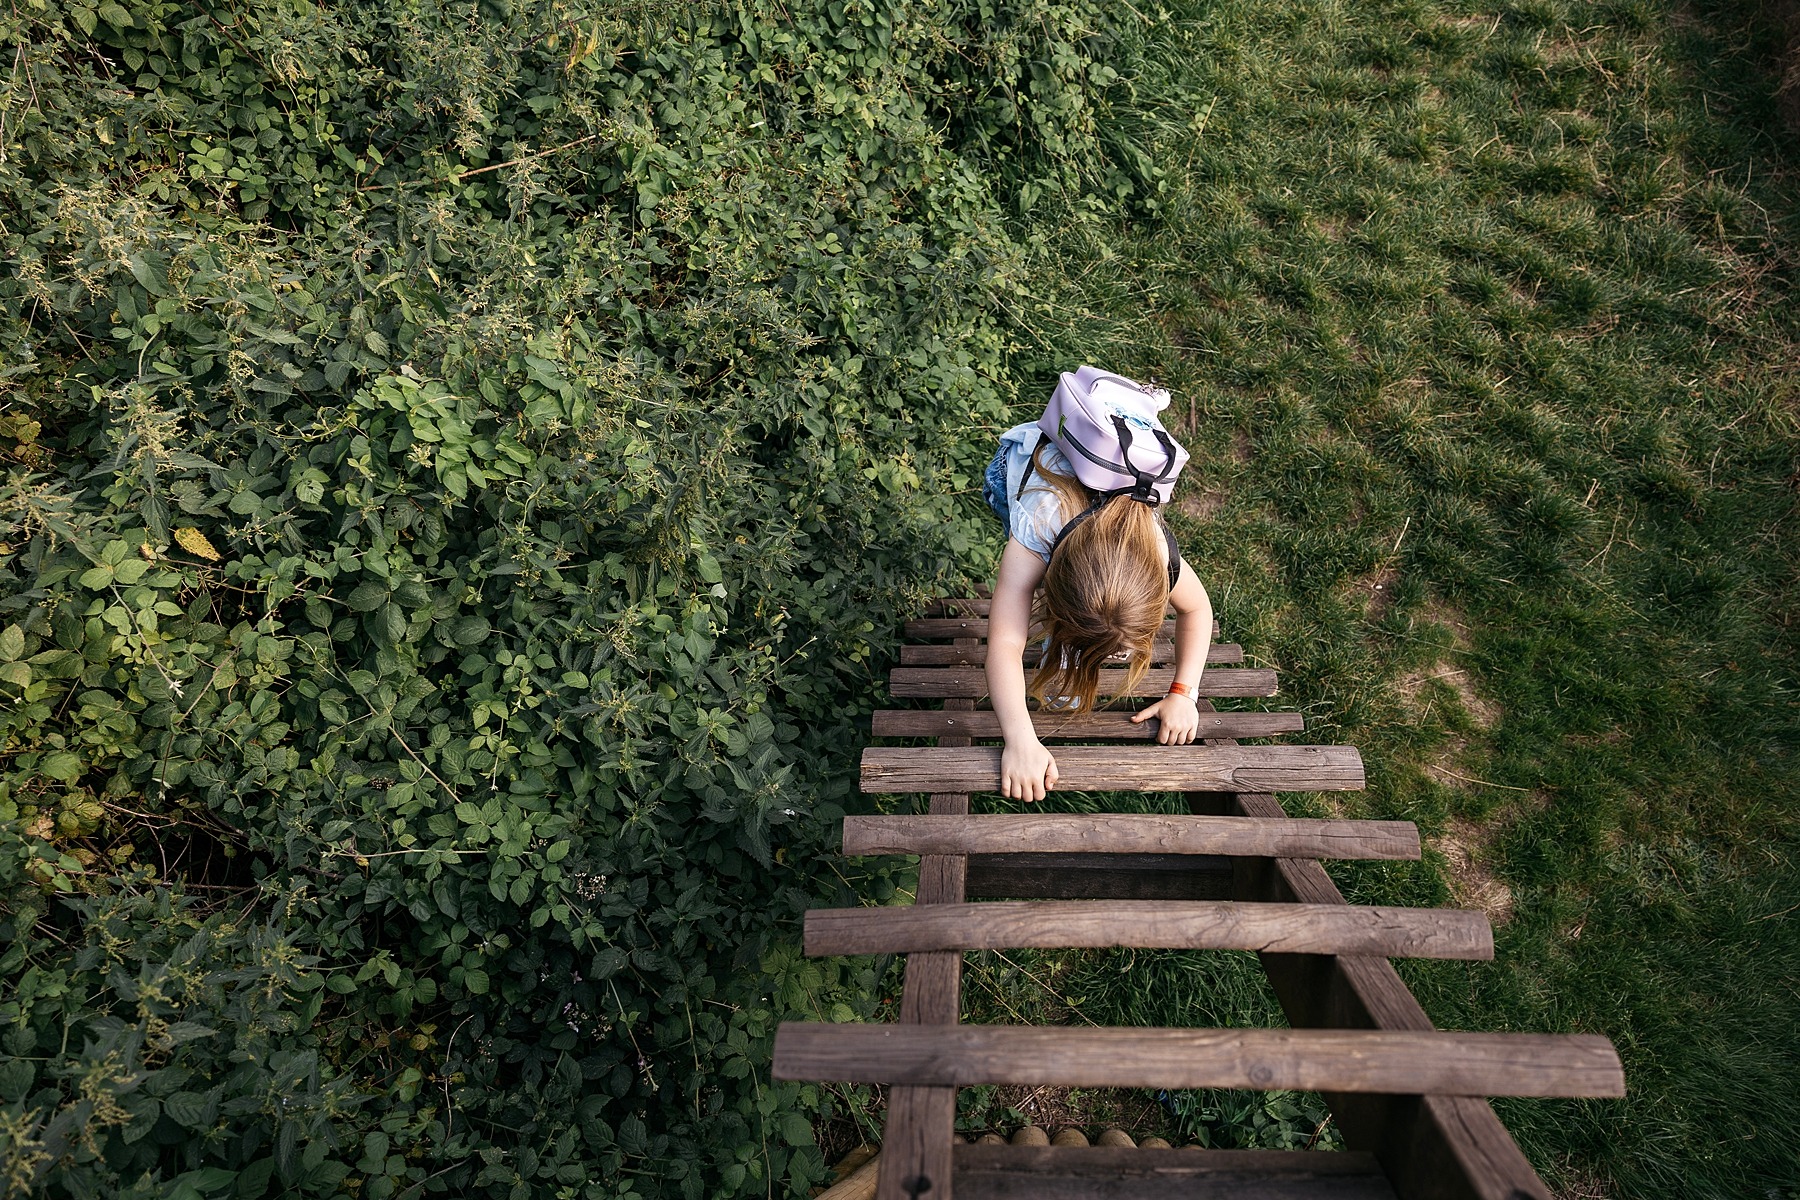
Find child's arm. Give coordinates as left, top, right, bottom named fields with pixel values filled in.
left=987, top=537, right=1058, bottom=802
left=1130, top=558, right=1212, bottom=745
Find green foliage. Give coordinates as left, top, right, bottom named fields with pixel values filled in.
left=0, top=0, right=1138, bottom=1195
left=1162, top=1088, right=1339, bottom=1151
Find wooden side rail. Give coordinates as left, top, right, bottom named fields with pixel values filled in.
left=900, top=641, right=1243, bottom=666
left=889, top=665, right=1279, bottom=699
left=843, top=814, right=1419, bottom=860
left=772, top=1025, right=1625, bottom=1098
left=804, top=900, right=1493, bottom=960
left=875, top=633, right=978, bottom=1200
left=871, top=709, right=1305, bottom=740
left=861, top=745, right=1365, bottom=794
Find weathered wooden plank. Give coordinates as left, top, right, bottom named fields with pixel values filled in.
left=907, top=616, right=1219, bottom=639
left=1222, top=798, right=1560, bottom=1200
left=879, top=682, right=972, bottom=1200
left=870, top=709, right=1306, bottom=741
left=805, top=901, right=1493, bottom=960
left=953, top=1145, right=1398, bottom=1200
left=882, top=794, right=967, bottom=1200
left=878, top=1089, right=953, bottom=1200
left=964, top=852, right=1234, bottom=900
left=901, top=642, right=1243, bottom=666
left=861, top=745, right=1364, bottom=795
left=771, top=1025, right=1625, bottom=1098
left=888, top=666, right=1277, bottom=700
left=843, top=814, right=1420, bottom=861
left=820, top=1152, right=883, bottom=1200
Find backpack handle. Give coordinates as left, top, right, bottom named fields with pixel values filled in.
left=1109, top=414, right=1180, bottom=506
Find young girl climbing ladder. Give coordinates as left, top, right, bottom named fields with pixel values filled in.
left=981, top=367, right=1215, bottom=803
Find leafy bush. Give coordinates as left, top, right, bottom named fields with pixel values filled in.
left=0, top=1, right=1136, bottom=1194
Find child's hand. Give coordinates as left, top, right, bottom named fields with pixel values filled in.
left=1132, top=692, right=1202, bottom=745
left=1000, top=739, right=1059, bottom=803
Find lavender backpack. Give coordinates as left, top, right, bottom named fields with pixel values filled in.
left=1038, top=366, right=1189, bottom=506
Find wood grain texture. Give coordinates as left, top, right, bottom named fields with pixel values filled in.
left=861, top=745, right=1364, bottom=794
left=900, top=641, right=1243, bottom=666
left=771, top=1024, right=1625, bottom=1098
left=879, top=688, right=973, bottom=1200
left=870, top=709, right=1305, bottom=741
left=952, top=1145, right=1398, bottom=1200
left=1220, top=789, right=1562, bottom=1199
left=878, top=1089, right=954, bottom=1200
left=805, top=900, right=1493, bottom=960
left=819, top=1152, right=882, bottom=1200
left=889, top=666, right=1277, bottom=699
left=843, top=814, right=1420, bottom=861
left=964, top=852, right=1233, bottom=900
left=898, top=790, right=970, bottom=1024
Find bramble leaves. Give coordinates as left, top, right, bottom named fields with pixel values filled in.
left=0, top=0, right=1124, bottom=1194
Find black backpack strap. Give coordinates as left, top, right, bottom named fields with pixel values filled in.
left=1017, top=433, right=1048, bottom=499
left=1045, top=496, right=1104, bottom=562
left=1164, top=526, right=1181, bottom=592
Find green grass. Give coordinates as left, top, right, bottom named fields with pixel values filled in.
left=941, top=0, right=1800, bottom=1192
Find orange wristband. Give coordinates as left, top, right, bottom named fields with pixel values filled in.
left=1167, top=681, right=1194, bottom=698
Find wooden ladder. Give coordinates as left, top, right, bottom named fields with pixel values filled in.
left=775, top=598, right=1623, bottom=1200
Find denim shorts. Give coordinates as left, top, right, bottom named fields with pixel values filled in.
left=982, top=445, right=1010, bottom=527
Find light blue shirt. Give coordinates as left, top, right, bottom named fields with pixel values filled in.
left=997, top=422, right=1081, bottom=563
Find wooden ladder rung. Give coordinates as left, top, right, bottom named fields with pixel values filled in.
left=772, top=1024, right=1626, bottom=1098
left=954, top=1145, right=1398, bottom=1200
left=860, top=745, right=1364, bottom=794
left=871, top=709, right=1306, bottom=741
left=907, top=616, right=1220, bottom=639
left=844, top=814, right=1419, bottom=860
left=888, top=666, right=1278, bottom=700
left=900, top=642, right=1244, bottom=666
left=804, top=900, right=1492, bottom=960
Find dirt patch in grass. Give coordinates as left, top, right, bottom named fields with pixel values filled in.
left=1179, top=485, right=1229, bottom=520
left=1432, top=789, right=1553, bottom=926
left=1412, top=597, right=1473, bottom=648
left=1440, top=13, right=1500, bottom=33
left=1393, top=598, right=1497, bottom=730
left=1399, top=665, right=1500, bottom=729
left=1433, top=815, right=1518, bottom=924
left=1361, top=563, right=1400, bottom=621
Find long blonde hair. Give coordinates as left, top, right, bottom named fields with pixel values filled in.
left=1022, top=440, right=1170, bottom=713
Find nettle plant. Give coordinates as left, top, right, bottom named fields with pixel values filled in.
left=0, top=0, right=1139, bottom=1196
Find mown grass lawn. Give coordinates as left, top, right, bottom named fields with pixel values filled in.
left=937, top=0, right=1799, bottom=1193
